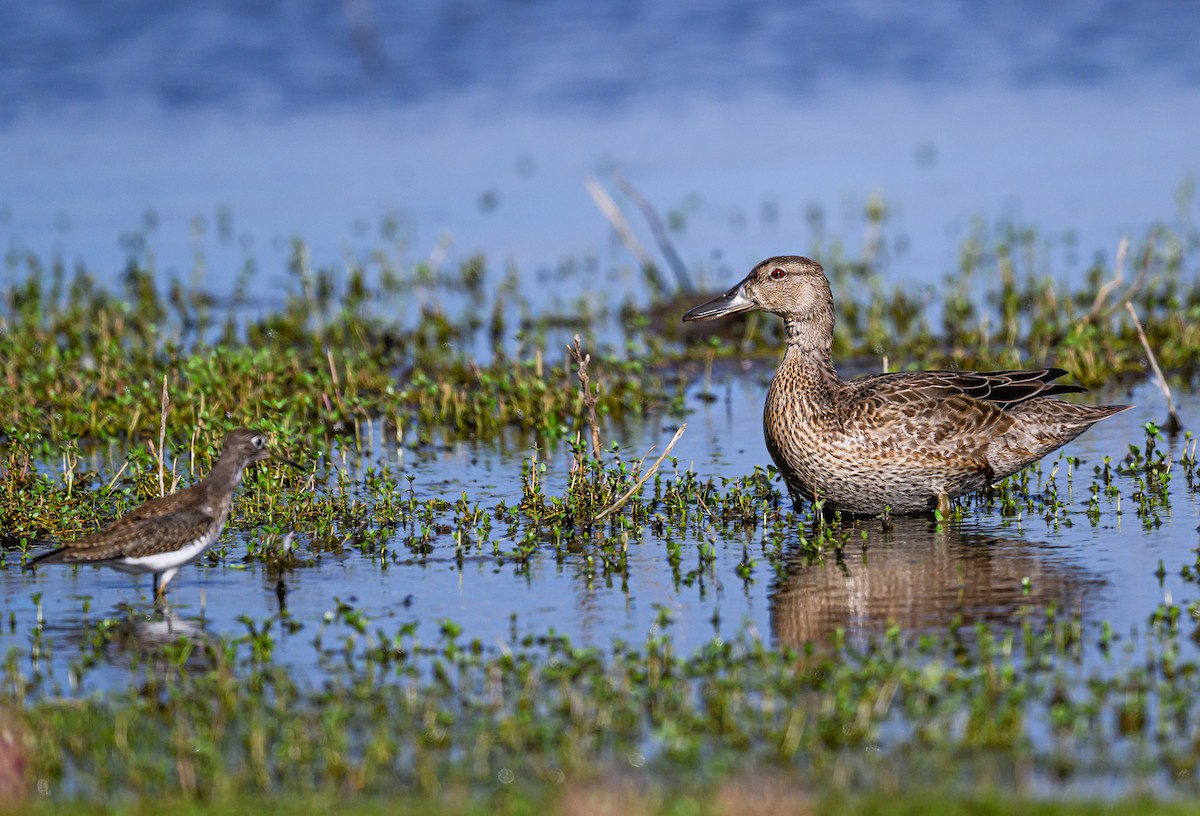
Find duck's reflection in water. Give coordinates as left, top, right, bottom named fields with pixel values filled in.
left=769, top=517, right=1100, bottom=649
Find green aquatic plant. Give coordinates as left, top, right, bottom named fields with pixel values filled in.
left=2, top=201, right=1199, bottom=812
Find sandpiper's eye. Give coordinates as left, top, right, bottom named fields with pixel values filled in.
left=770, top=267, right=786, bottom=280
left=253, top=436, right=265, bottom=448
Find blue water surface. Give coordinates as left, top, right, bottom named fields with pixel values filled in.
left=0, top=1, right=1196, bottom=305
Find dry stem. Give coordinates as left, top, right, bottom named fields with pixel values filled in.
left=1125, top=300, right=1182, bottom=432
left=584, top=177, right=667, bottom=293
left=611, top=171, right=695, bottom=293
left=594, top=424, right=686, bottom=523
left=1084, top=236, right=1128, bottom=322
left=568, top=335, right=603, bottom=459
left=1080, top=233, right=1154, bottom=330
left=157, top=374, right=170, bottom=497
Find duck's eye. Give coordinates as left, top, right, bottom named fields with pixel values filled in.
left=770, top=267, right=786, bottom=280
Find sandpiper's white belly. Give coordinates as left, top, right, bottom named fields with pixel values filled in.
left=107, top=536, right=216, bottom=575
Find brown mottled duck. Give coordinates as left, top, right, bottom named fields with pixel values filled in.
left=683, top=256, right=1130, bottom=516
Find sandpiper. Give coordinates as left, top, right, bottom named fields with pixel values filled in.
left=27, top=428, right=295, bottom=600
left=683, top=256, right=1130, bottom=515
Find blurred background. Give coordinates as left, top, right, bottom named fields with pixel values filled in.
left=1, top=0, right=1197, bottom=302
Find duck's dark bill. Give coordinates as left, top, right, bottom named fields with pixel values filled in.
left=682, top=284, right=755, bottom=322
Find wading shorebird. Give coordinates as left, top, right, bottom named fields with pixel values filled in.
left=683, top=256, right=1130, bottom=516
left=26, top=429, right=296, bottom=600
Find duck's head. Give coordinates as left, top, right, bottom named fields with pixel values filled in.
left=682, top=256, right=834, bottom=349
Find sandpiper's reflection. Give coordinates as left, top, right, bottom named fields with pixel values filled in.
left=54, top=604, right=215, bottom=673
left=124, top=605, right=208, bottom=650
left=770, top=517, right=1100, bottom=648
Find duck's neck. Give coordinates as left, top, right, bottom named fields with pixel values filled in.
left=784, top=309, right=836, bottom=361
left=785, top=315, right=833, bottom=351
left=780, top=345, right=838, bottom=384
left=777, top=315, right=840, bottom=405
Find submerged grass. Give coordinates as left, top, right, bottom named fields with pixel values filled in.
left=4, top=589, right=1200, bottom=803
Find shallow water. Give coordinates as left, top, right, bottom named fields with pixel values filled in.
left=6, top=370, right=1196, bottom=699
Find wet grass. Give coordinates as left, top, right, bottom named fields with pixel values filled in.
left=2, top=204, right=1200, bottom=808
left=5, top=589, right=1200, bottom=805
left=4, top=203, right=1200, bottom=451
left=5, top=790, right=1200, bottom=815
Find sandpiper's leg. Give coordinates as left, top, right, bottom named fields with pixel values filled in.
left=156, top=567, right=180, bottom=599
left=936, top=493, right=951, bottom=517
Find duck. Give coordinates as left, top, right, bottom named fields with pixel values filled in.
left=683, top=256, right=1130, bottom=515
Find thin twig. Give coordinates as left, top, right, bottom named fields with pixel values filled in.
left=568, top=335, right=603, bottom=459
left=190, top=393, right=203, bottom=481
left=694, top=490, right=717, bottom=524
left=158, top=374, right=170, bottom=497
left=611, top=171, right=695, bottom=293
left=1084, top=237, right=1128, bottom=322
left=1084, top=233, right=1156, bottom=327
left=1123, top=230, right=1157, bottom=304
left=594, top=424, right=687, bottom=523
left=327, top=348, right=346, bottom=415
left=103, top=458, right=130, bottom=493
left=1125, top=300, right=1181, bottom=432
left=583, top=177, right=668, bottom=294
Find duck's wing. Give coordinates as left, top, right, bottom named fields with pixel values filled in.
left=855, top=368, right=1087, bottom=408
left=846, top=390, right=1013, bottom=461
left=838, top=370, right=1072, bottom=458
